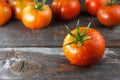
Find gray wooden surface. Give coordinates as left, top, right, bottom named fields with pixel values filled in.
left=0, top=48, right=119, bottom=80
left=1, top=14, right=120, bottom=47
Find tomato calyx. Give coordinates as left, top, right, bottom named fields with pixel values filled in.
left=19, top=0, right=23, bottom=6
left=65, top=21, right=91, bottom=47
left=34, top=0, right=46, bottom=11
left=106, top=0, right=117, bottom=6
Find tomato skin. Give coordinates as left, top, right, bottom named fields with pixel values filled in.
left=8, top=0, right=33, bottom=20
left=22, top=4, right=52, bottom=29
left=1, top=0, right=8, bottom=3
left=0, top=1, right=11, bottom=26
left=85, top=0, right=110, bottom=16
left=52, top=0, right=81, bottom=21
left=97, top=4, right=120, bottom=27
left=63, top=27, right=105, bottom=66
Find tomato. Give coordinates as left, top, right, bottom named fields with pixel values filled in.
left=0, top=1, right=11, bottom=26
left=52, top=0, right=81, bottom=21
left=85, top=0, right=110, bottom=16
left=63, top=21, right=105, bottom=66
left=8, top=0, right=33, bottom=20
left=1, top=0, right=8, bottom=3
left=22, top=0, right=52, bottom=29
left=97, top=1, right=120, bottom=27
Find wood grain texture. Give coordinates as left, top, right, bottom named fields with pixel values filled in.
left=0, top=48, right=119, bottom=80
left=0, top=14, right=120, bottom=47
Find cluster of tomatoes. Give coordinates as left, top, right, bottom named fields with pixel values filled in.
left=85, top=0, right=120, bottom=27
left=0, top=0, right=52, bottom=29
left=0, top=0, right=120, bottom=66
left=0, top=0, right=120, bottom=28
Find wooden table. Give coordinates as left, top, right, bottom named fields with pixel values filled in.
left=0, top=0, right=120, bottom=80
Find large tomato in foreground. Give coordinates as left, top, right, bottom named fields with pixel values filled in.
left=22, top=0, right=52, bottom=29
left=97, top=1, right=120, bottom=27
left=63, top=22, right=105, bottom=66
left=85, top=0, right=110, bottom=16
left=0, top=1, right=11, bottom=26
left=52, top=0, right=81, bottom=21
left=8, top=0, right=33, bottom=20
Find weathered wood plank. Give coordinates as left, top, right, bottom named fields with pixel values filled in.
left=0, top=48, right=119, bottom=80
left=0, top=14, right=120, bottom=47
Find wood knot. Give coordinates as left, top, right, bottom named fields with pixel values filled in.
left=9, top=60, right=41, bottom=75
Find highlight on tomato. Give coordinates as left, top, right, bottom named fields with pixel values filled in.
left=0, top=1, right=11, bottom=26
left=8, top=0, right=33, bottom=20
left=63, top=20, right=106, bottom=66
left=51, top=0, right=81, bottom=21
left=22, top=0, right=52, bottom=29
left=85, top=0, right=110, bottom=16
left=97, top=0, right=120, bottom=27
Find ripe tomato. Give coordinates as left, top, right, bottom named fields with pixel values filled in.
left=0, top=1, right=11, bottom=26
left=97, top=3, right=120, bottom=27
left=52, top=0, right=81, bottom=21
left=1, top=0, right=8, bottom=3
left=63, top=22, right=105, bottom=66
left=22, top=0, right=52, bottom=29
left=85, top=0, right=110, bottom=16
left=8, top=0, right=33, bottom=20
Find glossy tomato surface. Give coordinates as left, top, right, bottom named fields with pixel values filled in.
left=1, top=0, right=8, bottom=3
left=85, top=0, right=110, bottom=16
left=52, top=0, right=81, bottom=21
left=0, top=1, right=11, bottom=26
left=97, top=4, right=120, bottom=27
left=8, top=0, right=33, bottom=20
left=63, top=27, right=105, bottom=66
left=22, top=4, right=52, bottom=29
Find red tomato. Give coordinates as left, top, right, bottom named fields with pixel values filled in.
left=0, top=1, right=11, bottom=26
left=22, top=0, right=52, bottom=29
left=1, top=0, right=8, bottom=3
left=97, top=3, right=120, bottom=27
left=85, top=0, right=110, bottom=16
left=8, top=0, right=33, bottom=20
left=52, top=0, right=81, bottom=21
left=63, top=22, right=105, bottom=66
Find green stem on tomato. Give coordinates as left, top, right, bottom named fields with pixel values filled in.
left=106, top=0, right=117, bottom=6
left=64, top=20, right=91, bottom=47
left=19, top=0, right=23, bottom=6
left=34, top=0, right=39, bottom=8
left=34, top=0, right=47, bottom=10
